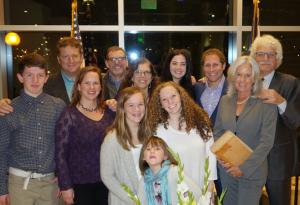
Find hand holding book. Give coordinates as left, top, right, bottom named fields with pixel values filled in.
left=211, top=130, right=253, bottom=167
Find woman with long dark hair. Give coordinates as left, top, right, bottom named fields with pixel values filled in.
left=160, top=49, right=195, bottom=98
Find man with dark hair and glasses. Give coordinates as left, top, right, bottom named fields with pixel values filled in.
left=250, top=34, right=300, bottom=205
left=103, top=46, right=129, bottom=100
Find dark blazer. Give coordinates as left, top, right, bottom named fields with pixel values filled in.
left=44, top=72, right=70, bottom=104
left=194, top=80, right=228, bottom=125
left=102, top=72, right=119, bottom=101
left=267, top=71, right=300, bottom=180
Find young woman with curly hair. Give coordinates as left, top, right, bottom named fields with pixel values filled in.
left=147, top=81, right=217, bottom=193
left=100, top=87, right=151, bottom=205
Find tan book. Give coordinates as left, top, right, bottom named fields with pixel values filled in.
left=211, top=130, right=253, bottom=166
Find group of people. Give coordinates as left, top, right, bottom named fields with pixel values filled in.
left=0, top=34, right=299, bottom=205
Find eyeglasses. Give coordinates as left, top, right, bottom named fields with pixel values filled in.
left=134, top=70, right=152, bottom=77
left=255, top=51, right=277, bottom=58
left=108, top=56, right=127, bottom=63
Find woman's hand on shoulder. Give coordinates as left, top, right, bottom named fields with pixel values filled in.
left=0, top=98, right=13, bottom=116
left=106, top=99, right=117, bottom=112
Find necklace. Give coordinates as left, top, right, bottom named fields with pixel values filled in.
left=79, top=102, right=97, bottom=112
left=236, top=96, right=250, bottom=105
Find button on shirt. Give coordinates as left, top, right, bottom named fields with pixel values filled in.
left=200, top=75, right=225, bottom=117
left=0, top=90, right=65, bottom=195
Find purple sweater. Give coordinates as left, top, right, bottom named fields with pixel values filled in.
left=55, top=106, right=115, bottom=190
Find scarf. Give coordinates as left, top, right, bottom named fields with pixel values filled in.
left=144, top=160, right=171, bottom=205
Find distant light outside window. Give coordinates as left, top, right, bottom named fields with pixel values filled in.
left=243, top=0, right=300, bottom=25
left=125, top=32, right=230, bottom=78
left=10, top=32, right=118, bottom=97
left=5, top=0, right=117, bottom=25
left=125, top=0, right=232, bottom=25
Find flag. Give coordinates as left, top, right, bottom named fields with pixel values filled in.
left=71, top=0, right=85, bottom=67
left=71, top=0, right=82, bottom=42
left=250, top=0, right=260, bottom=45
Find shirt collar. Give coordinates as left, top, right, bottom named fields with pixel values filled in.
left=205, top=75, right=225, bottom=90
left=262, top=70, right=275, bottom=88
left=61, top=70, right=75, bottom=83
left=20, top=89, right=47, bottom=104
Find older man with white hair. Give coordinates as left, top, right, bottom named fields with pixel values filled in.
left=250, top=34, right=300, bottom=205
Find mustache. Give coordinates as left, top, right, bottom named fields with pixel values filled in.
left=259, top=62, right=272, bottom=65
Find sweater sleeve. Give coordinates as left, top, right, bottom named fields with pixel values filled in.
left=137, top=177, right=148, bottom=205
left=55, top=107, right=74, bottom=190
left=100, top=132, right=135, bottom=205
left=206, top=134, right=217, bottom=181
left=0, top=117, right=10, bottom=196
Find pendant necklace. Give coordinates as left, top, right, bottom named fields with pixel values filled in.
left=79, top=102, right=97, bottom=112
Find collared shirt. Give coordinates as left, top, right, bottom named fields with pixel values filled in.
left=263, top=71, right=287, bottom=114
left=200, top=75, right=225, bottom=117
left=61, top=71, right=75, bottom=100
left=0, top=90, right=65, bottom=195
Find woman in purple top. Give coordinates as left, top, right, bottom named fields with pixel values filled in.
left=55, top=66, right=115, bottom=205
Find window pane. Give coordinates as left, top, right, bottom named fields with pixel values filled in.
left=243, top=0, right=300, bottom=25
left=125, top=0, right=232, bottom=25
left=242, top=32, right=300, bottom=78
left=10, top=32, right=118, bottom=97
left=5, top=0, right=117, bottom=25
left=125, top=32, right=230, bottom=78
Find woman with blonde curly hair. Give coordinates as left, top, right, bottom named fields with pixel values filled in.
left=147, top=81, right=217, bottom=193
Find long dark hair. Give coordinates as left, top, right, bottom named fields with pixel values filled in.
left=160, top=49, right=194, bottom=97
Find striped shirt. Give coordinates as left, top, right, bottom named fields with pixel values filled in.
left=0, top=90, right=65, bottom=195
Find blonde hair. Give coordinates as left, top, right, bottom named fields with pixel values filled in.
left=227, top=56, right=262, bottom=96
left=108, top=87, right=151, bottom=150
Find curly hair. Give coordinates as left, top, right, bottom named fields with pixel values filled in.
left=148, top=81, right=212, bottom=142
left=108, top=87, right=151, bottom=150
left=250, top=34, right=283, bottom=68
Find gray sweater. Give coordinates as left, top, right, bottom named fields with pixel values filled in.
left=100, top=130, right=139, bottom=205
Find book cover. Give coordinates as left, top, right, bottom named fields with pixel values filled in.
left=211, top=130, right=253, bottom=166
